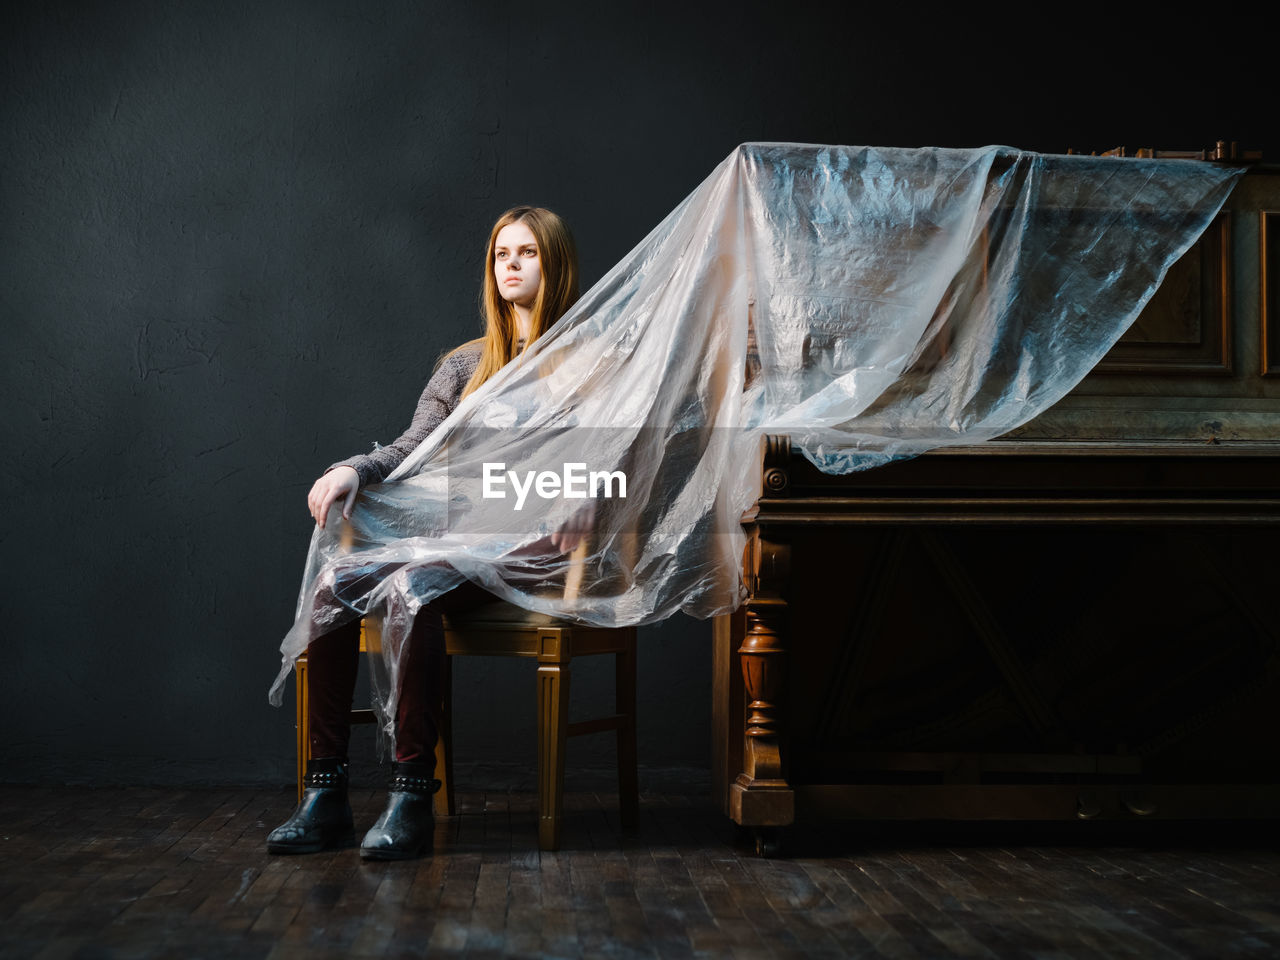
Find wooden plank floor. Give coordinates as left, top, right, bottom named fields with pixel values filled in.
left=2, top=785, right=1279, bottom=958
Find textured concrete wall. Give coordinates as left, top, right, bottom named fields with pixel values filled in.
left=1, top=2, right=1269, bottom=785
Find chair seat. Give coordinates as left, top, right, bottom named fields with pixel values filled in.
left=442, top=599, right=563, bottom=629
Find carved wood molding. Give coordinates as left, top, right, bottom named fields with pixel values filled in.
left=762, top=434, right=791, bottom=497
left=733, top=535, right=794, bottom=824
left=1095, top=213, right=1233, bottom=376
left=751, top=443, right=1280, bottom=526
left=1263, top=211, right=1280, bottom=377
left=741, top=603, right=786, bottom=742
left=738, top=599, right=787, bottom=790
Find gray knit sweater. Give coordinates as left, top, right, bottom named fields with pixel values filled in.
left=328, top=340, right=483, bottom=487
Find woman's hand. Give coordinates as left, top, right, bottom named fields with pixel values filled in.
left=307, top=466, right=359, bottom=529
left=550, top=498, right=596, bottom=554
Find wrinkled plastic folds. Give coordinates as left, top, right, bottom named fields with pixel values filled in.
left=270, top=143, right=1241, bottom=739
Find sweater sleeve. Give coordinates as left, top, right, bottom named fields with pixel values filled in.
left=328, top=342, right=482, bottom=487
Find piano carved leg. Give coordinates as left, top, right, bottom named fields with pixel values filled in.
left=730, top=594, right=794, bottom=843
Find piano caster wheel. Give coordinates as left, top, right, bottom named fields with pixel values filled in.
left=1076, top=793, right=1102, bottom=820
left=753, top=827, right=782, bottom=858
left=1123, top=793, right=1157, bottom=817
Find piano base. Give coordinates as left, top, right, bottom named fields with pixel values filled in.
left=712, top=442, right=1280, bottom=838
left=730, top=776, right=794, bottom=827
left=796, top=784, right=1280, bottom=822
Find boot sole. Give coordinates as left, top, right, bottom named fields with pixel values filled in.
left=267, top=829, right=356, bottom=855
left=359, top=842, right=427, bottom=861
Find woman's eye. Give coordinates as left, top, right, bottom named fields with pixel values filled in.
left=496, top=251, right=507, bottom=260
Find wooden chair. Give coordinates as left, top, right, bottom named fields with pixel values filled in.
left=435, top=598, right=638, bottom=851
left=294, top=542, right=640, bottom=851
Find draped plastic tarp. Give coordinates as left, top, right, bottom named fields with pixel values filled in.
left=270, top=143, right=1241, bottom=739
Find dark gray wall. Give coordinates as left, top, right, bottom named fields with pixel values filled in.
left=1, top=1, right=1270, bottom=785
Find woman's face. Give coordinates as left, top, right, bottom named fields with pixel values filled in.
left=493, top=221, right=541, bottom=309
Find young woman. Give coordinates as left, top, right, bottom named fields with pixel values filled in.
left=267, top=206, right=581, bottom=860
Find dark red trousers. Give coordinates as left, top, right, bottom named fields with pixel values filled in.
left=306, top=579, right=492, bottom=763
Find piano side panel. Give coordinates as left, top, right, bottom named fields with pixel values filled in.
left=711, top=606, right=745, bottom=816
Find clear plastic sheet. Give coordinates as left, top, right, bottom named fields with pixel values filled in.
left=269, top=143, right=1241, bottom=739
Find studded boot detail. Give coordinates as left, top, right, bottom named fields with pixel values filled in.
left=266, top=758, right=355, bottom=855
left=359, top=760, right=440, bottom=861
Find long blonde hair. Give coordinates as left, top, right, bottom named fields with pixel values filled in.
left=459, top=205, right=579, bottom=398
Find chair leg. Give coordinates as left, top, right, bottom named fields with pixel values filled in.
left=536, top=630, right=571, bottom=851
left=616, top=629, right=639, bottom=830
left=434, top=654, right=456, bottom=817
left=295, top=655, right=309, bottom=803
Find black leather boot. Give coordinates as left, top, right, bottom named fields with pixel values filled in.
left=359, top=760, right=440, bottom=861
left=266, top=758, right=355, bottom=855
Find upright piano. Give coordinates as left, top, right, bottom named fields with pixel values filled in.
left=712, top=161, right=1280, bottom=852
